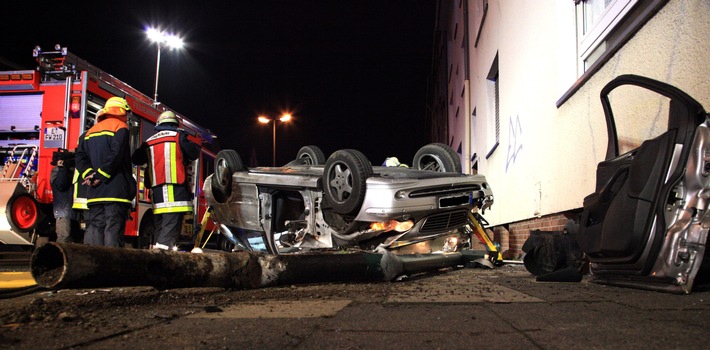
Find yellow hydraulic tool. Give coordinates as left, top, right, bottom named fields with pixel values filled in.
left=467, top=210, right=504, bottom=266
left=190, top=207, right=212, bottom=253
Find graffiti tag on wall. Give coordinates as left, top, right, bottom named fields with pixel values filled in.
left=506, top=115, right=522, bottom=172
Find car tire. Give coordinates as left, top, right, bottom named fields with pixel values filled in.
left=413, top=143, right=462, bottom=173
left=212, top=149, right=245, bottom=203
left=6, top=193, right=39, bottom=233
left=323, top=149, right=372, bottom=215
left=297, top=145, right=326, bottom=165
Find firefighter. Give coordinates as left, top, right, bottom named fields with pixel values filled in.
left=75, top=97, right=136, bottom=247
left=71, top=134, right=90, bottom=243
left=132, top=111, right=200, bottom=250
left=50, top=149, right=74, bottom=243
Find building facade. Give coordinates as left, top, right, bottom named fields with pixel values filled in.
left=427, top=0, right=710, bottom=258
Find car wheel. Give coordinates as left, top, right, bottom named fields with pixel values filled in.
left=413, top=143, right=462, bottom=173
left=212, top=149, right=244, bottom=202
left=323, top=149, right=372, bottom=215
left=6, top=193, right=39, bottom=233
left=297, top=145, right=326, bottom=165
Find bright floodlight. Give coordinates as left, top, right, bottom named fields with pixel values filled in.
left=164, top=34, right=184, bottom=49
left=146, top=27, right=184, bottom=49
left=258, top=116, right=271, bottom=123
left=145, top=26, right=185, bottom=105
left=146, top=28, right=164, bottom=43
left=279, top=114, right=292, bottom=122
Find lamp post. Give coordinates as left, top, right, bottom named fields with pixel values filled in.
left=146, top=27, right=184, bottom=105
left=258, top=113, right=292, bottom=166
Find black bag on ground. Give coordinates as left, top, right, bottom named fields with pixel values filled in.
left=522, top=223, right=584, bottom=282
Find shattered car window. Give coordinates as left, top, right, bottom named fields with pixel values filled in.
left=608, top=85, right=671, bottom=155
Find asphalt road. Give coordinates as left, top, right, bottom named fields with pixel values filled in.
left=1, top=261, right=709, bottom=349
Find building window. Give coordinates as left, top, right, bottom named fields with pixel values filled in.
left=494, top=78, right=499, bottom=142
left=558, top=0, right=668, bottom=107
left=473, top=0, right=489, bottom=48
left=486, top=53, right=499, bottom=158
left=471, top=153, right=478, bottom=175
left=576, top=0, right=639, bottom=74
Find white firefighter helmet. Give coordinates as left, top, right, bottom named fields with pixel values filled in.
left=157, top=111, right=180, bottom=126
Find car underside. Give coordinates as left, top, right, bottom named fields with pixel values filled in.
left=204, top=144, right=494, bottom=256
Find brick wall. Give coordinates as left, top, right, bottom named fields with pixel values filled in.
left=487, top=211, right=579, bottom=260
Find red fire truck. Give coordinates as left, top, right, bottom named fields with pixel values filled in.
left=0, top=45, right=219, bottom=249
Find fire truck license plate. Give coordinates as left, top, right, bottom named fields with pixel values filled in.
left=44, top=127, right=65, bottom=148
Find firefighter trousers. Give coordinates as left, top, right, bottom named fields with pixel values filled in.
left=154, top=212, right=186, bottom=248
left=84, top=203, right=129, bottom=247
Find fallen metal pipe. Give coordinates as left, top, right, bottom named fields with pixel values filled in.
left=31, top=243, right=467, bottom=290
left=30, top=243, right=263, bottom=290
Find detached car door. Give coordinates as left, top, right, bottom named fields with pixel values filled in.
left=577, top=74, right=710, bottom=293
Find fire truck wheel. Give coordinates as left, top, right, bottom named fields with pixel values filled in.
left=412, top=143, right=462, bottom=173
left=137, top=212, right=156, bottom=249
left=212, top=150, right=245, bottom=203
left=323, top=149, right=372, bottom=215
left=6, top=193, right=40, bottom=233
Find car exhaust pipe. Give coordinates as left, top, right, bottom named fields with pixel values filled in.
left=31, top=243, right=467, bottom=290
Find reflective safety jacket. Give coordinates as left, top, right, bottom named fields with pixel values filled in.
left=146, top=130, right=185, bottom=186
left=72, top=168, right=88, bottom=211
left=75, top=117, right=136, bottom=206
left=150, top=183, right=193, bottom=214
left=132, top=125, right=200, bottom=215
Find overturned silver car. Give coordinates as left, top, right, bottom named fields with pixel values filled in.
left=204, top=143, right=493, bottom=255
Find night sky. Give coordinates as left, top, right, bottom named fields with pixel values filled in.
left=1, top=1, right=436, bottom=166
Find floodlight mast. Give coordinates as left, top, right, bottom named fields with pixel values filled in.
left=146, top=27, right=184, bottom=105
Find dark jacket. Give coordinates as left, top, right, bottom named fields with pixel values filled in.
left=50, top=165, right=73, bottom=219
left=75, top=116, right=136, bottom=206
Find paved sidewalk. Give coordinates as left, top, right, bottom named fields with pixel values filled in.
left=1, top=264, right=709, bottom=349
left=145, top=266, right=710, bottom=349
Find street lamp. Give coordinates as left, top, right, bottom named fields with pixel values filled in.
left=146, top=27, right=184, bottom=105
left=258, top=113, right=292, bottom=166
